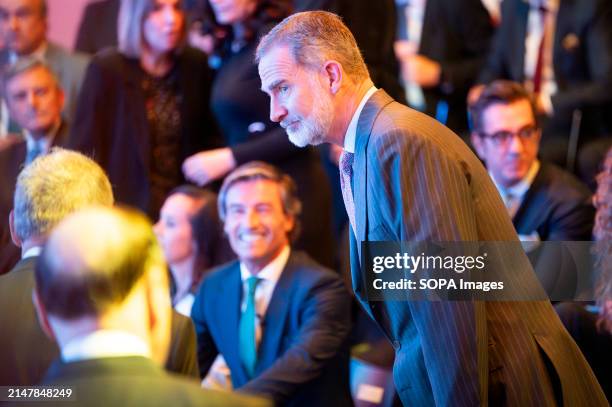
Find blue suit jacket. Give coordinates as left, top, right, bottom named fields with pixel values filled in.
left=191, top=251, right=353, bottom=406
left=348, top=89, right=607, bottom=406
left=513, top=162, right=594, bottom=241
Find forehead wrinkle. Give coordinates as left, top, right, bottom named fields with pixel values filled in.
left=259, top=50, right=299, bottom=91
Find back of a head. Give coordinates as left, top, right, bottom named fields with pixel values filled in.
left=13, top=148, right=114, bottom=243
left=35, top=206, right=164, bottom=321
left=256, top=11, right=369, bottom=82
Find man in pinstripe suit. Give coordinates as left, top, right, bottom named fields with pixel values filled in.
left=257, top=11, right=608, bottom=407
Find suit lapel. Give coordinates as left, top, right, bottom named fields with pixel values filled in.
left=512, top=165, right=546, bottom=234
left=214, top=265, right=246, bottom=384
left=255, top=254, right=295, bottom=375
left=351, top=90, right=393, bottom=307
left=354, top=90, right=394, bottom=258
left=53, top=120, right=69, bottom=147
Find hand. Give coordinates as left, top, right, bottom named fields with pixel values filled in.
left=467, top=84, right=485, bottom=106
left=399, top=54, right=441, bottom=88
left=182, top=148, right=236, bottom=186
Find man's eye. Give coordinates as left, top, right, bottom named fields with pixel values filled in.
left=279, top=86, right=289, bottom=93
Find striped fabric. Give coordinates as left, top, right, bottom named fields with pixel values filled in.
left=347, top=90, right=608, bottom=406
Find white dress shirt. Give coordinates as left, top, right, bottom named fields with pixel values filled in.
left=61, top=330, right=151, bottom=363
left=202, top=245, right=291, bottom=391
left=343, top=86, right=378, bottom=153
left=239, top=245, right=290, bottom=347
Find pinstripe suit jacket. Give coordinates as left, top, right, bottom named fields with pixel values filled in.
left=348, top=90, right=608, bottom=406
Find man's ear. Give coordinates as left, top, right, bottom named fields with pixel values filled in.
left=322, top=60, right=343, bottom=94
left=57, top=87, right=66, bottom=113
left=144, top=262, right=171, bottom=366
left=9, top=210, right=22, bottom=247
left=32, top=288, right=56, bottom=341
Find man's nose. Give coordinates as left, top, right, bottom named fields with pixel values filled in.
left=8, top=15, right=18, bottom=31
left=269, top=97, right=287, bottom=123
left=26, top=92, right=38, bottom=108
left=507, top=134, right=525, bottom=154
left=245, top=209, right=260, bottom=227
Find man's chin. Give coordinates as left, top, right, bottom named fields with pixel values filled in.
left=287, top=129, right=327, bottom=147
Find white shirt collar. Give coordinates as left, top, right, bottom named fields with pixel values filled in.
left=491, top=160, right=541, bottom=201
left=61, top=330, right=151, bottom=363
left=22, top=246, right=42, bottom=259
left=239, top=245, right=290, bottom=284
left=343, top=86, right=377, bottom=153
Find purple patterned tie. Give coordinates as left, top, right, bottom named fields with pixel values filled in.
left=339, top=150, right=357, bottom=235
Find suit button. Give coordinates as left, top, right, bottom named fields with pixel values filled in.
left=392, top=340, right=401, bottom=350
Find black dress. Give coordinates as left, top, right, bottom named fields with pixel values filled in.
left=210, top=36, right=335, bottom=268
left=69, top=47, right=220, bottom=219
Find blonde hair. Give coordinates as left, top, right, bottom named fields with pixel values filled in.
left=13, top=148, right=114, bottom=241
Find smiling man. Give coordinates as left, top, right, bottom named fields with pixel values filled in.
left=470, top=80, right=594, bottom=242
left=191, top=161, right=352, bottom=406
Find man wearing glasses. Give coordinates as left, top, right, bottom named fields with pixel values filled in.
left=470, top=80, right=594, bottom=243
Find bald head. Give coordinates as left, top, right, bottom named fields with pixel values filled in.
left=35, top=207, right=166, bottom=320
left=34, top=206, right=172, bottom=364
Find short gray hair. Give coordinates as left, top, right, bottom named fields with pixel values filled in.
left=13, top=148, right=114, bottom=242
left=2, top=57, right=60, bottom=98
left=256, top=11, right=369, bottom=81
left=218, top=161, right=302, bottom=241
left=118, top=0, right=185, bottom=58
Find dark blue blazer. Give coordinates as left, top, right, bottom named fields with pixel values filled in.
left=191, top=251, right=353, bottom=406
left=513, top=162, right=594, bottom=241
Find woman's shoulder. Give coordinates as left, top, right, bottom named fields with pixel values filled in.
left=88, top=47, right=140, bottom=78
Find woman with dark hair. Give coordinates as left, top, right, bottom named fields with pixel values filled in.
left=182, top=0, right=335, bottom=267
left=556, top=147, right=612, bottom=400
left=69, top=0, right=219, bottom=219
left=155, top=185, right=233, bottom=315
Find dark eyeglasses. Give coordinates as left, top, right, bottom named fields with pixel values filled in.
left=479, top=125, right=539, bottom=146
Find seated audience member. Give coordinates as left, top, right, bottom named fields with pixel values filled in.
left=470, top=0, right=612, bottom=169
left=470, top=80, right=594, bottom=242
left=69, top=0, right=219, bottom=220
left=0, top=58, right=67, bottom=275
left=394, top=0, right=494, bottom=134
left=30, top=206, right=268, bottom=407
left=0, top=0, right=89, bottom=135
left=182, top=0, right=335, bottom=268
left=191, top=162, right=352, bottom=406
left=556, top=146, right=612, bottom=400
left=0, top=149, right=198, bottom=386
left=155, top=185, right=233, bottom=316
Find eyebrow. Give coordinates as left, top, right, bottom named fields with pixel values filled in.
left=261, top=79, right=285, bottom=93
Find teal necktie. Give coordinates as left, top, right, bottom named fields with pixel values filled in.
left=239, top=276, right=260, bottom=377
